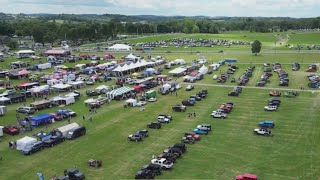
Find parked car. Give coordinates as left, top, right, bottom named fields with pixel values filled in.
left=63, top=168, right=85, bottom=180
left=181, top=136, right=196, bottom=144
left=193, top=128, right=208, bottom=135
left=184, top=132, right=201, bottom=141
left=16, top=106, right=36, bottom=114
left=269, top=91, right=281, bottom=97
left=158, top=114, right=172, bottom=120
left=253, top=128, right=271, bottom=135
left=148, top=97, right=157, bottom=102
left=182, top=100, right=195, bottom=106
left=141, top=164, right=162, bottom=176
left=211, top=112, right=227, bottom=118
left=292, top=63, right=300, bottom=71
left=42, top=135, right=65, bottom=147
left=158, top=152, right=178, bottom=163
left=259, top=120, right=275, bottom=128
left=284, top=91, right=299, bottom=97
left=3, top=125, right=20, bottom=135
left=150, top=158, right=173, bottom=169
left=136, top=129, right=149, bottom=138
left=22, top=141, right=44, bottom=155
left=186, top=84, right=194, bottom=91
left=128, top=133, right=143, bottom=142
left=136, top=101, right=147, bottom=107
left=86, top=90, right=101, bottom=96
left=236, top=173, right=258, bottom=180
left=158, top=116, right=171, bottom=123
left=135, top=169, right=155, bottom=179
left=264, top=105, right=278, bottom=111
left=147, top=122, right=161, bottom=129
left=172, top=104, right=186, bottom=112
left=66, top=126, right=86, bottom=140
left=196, top=124, right=212, bottom=131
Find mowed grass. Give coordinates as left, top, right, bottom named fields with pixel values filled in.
left=288, top=31, right=320, bottom=45
left=0, top=86, right=320, bottom=180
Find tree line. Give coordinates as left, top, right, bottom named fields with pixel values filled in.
left=0, top=15, right=320, bottom=46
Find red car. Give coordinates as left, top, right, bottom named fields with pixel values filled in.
left=184, top=132, right=201, bottom=141
left=3, top=126, right=20, bottom=135
left=236, top=173, right=258, bottom=180
left=50, top=113, right=63, bottom=121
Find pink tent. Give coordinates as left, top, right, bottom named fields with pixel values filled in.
left=104, top=54, right=115, bottom=59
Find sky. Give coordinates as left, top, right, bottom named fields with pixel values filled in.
left=0, top=0, right=319, bottom=17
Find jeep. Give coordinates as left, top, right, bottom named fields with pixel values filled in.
left=128, top=133, right=143, bottom=142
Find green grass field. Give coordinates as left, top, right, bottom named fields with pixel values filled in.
left=1, top=34, right=320, bottom=179
left=288, top=31, right=320, bottom=45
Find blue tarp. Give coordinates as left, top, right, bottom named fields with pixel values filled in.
left=31, top=114, right=54, bottom=127
left=225, top=59, right=237, bottom=63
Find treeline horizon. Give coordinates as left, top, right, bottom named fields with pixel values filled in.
left=0, top=13, right=320, bottom=45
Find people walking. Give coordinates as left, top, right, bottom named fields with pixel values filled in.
left=193, top=112, right=196, bottom=118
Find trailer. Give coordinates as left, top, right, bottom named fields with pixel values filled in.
left=56, top=123, right=80, bottom=137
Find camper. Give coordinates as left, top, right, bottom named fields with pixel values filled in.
left=15, top=50, right=35, bottom=59
left=0, top=126, right=3, bottom=137
left=16, top=136, right=37, bottom=151
left=0, top=106, right=6, bottom=116
left=66, top=126, right=86, bottom=140
left=56, top=123, right=80, bottom=138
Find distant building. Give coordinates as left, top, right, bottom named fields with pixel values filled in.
left=43, top=49, right=71, bottom=57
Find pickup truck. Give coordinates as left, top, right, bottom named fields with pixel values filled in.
left=42, top=136, right=65, bottom=147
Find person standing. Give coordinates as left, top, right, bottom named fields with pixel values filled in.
left=82, top=115, right=85, bottom=120
left=193, top=112, right=196, bottom=118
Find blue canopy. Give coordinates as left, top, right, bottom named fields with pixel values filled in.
left=31, top=114, right=54, bottom=127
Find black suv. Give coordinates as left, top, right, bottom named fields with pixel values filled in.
left=136, top=130, right=149, bottom=138
left=135, top=169, right=155, bottom=179
left=172, top=105, right=186, bottom=112
left=147, top=122, right=161, bottom=129
left=22, top=141, right=44, bottom=155
left=141, top=164, right=162, bottom=176
left=42, top=135, right=65, bottom=147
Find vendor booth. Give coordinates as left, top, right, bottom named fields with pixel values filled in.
left=51, top=95, right=75, bottom=106
left=30, top=100, right=51, bottom=110
left=31, top=114, right=54, bottom=127
left=106, top=86, right=133, bottom=100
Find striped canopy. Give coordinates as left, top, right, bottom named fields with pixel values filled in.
left=107, top=86, right=133, bottom=99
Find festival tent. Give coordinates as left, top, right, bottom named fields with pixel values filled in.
left=169, top=67, right=187, bottom=74
left=108, top=44, right=132, bottom=51
left=125, top=53, right=140, bottom=61
left=37, top=63, right=52, bottom=70
left=31, top=114, right=54, bottom=127
left=52, top=84, right=72, bottom=91
left=16, top=136, right=37, bottom=150
left=125, top=98, right=137, bottom=106
left=199, top=65, right=209, bottom=74
left=106, top=86, right=133, bottom=99
left=69, top=81, right=86, bottom=89
left=30, top=85, right=50, bottom=93
left=51, top=95, right=75, bottom=106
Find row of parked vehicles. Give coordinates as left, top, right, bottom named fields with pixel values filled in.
left=182, top=89, right=208, bottom=106
left=238, top=66, right=255, bottom=86
left=257, top=71, right=272, bottom=87
left=211, top=102, right=235, bottom=118
left=307, top=73, right=320, bottom=88
left=22, top=125, right=86, bottom=155
left=136, top=124, right=213, bottom=179
left=228, top=86, right=243, bottom=96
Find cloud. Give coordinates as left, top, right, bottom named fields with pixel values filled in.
left=0, top=0, right=319, bottom=17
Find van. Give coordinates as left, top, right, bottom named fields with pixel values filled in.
left=197, top=124, right=212, bottom=131
left=66, top=126, right=86, bottom=140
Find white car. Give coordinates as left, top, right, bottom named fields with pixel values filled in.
left=151, top=158, right=173, bottom=169
left=213, top=75, right=218, bottom=80
left=211, top=112, right=227, bottom=118
left=136, top=101, right=147, bottom=107
left=264, top=105, right=277, bottom=111
left=186, top=84, right=194, bottom=91
left=254, top=128, right=271, bottom=135
left=175, top=84, right=182, bottom=90
left=148, top=97, right=157, bottom=102
left=157, top=116, right=170, bottom=123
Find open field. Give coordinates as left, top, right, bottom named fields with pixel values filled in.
left=1, top=41, right=320, bottom=179
left=288, top=31, right=320, bottom=45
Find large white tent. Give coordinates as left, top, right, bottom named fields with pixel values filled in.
left=108, top=44, right=132, bottom=51
left=16, top=136, right=37, bottom=151
left=106, top=86, right=133, bottom=99
left=199, top=65, right=209, bottom=74
left=169, top=67, right=187, bottom=74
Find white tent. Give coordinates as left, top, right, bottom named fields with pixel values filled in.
left=57, top=123, right=80, bottom=137
left=125, top=98, right=137, bottom=106
left=84, top=98, right=95, bottom=104
left=52, top=84, right=72, bottom=91
left=125, top=53, right=140, bottom=61
left=30, top=85, right=49, bottom=93
left=174, top=59, right=186, bottom=65
left=37, top=63, right=52, bottom=70
left=162, top=84, right=171, bottom=91
left=169, top=67, right=187, bottom=74
left=16, top=136, right=37, bottom=150
left=199, top=65, right=209, bottom=74
left=0, top=126, right=3, bottom=137
left=95, top=85, right=109, bottom=92
left=51, top=95, right=75, bottom=105
left=0, top=96, right=10, bottom=102
left=108, top=44, right=132, bottom=51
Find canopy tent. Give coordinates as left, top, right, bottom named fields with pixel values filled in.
left=125, top=98, right=137, bottom=106
left=65, top=92, right=80, bottom=100
left=51, top=96, right=75, bottom=106
left=37, top=63, right=52, bottom=70
left=52, top=84, right=72, bottom=91
left=199, top=65, right=209, bottom=74
left=174, top=59, right=186, bottom=65
left=30, top=85, right=50, bottom=93
left=31, top=113, right=54, bottom=127
left=30, top=100, right=51, bottom=110
left=133, top=85, right=142, bottom=92
left=108, top=44, right=132, bottom=51
left=16, top=136, right=37, bottom=150
left=84, top=98, right=95, bottom=104
left=95, top=85, right=109, bottom=92
left=106, top=86, right=133, bottom=99
left=125, top=53, right=140, bottom=62
left=69, top=81, right=85, bottom=89
left=96, top=63, right=111, bottom=70
left=169, top=67, right=187, bottom=74
left=144, top=68, right=156, bottom=75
